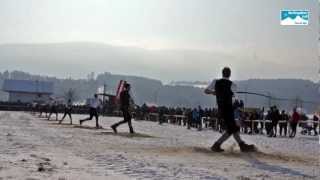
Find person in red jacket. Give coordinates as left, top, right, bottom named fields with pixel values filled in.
left=289, top=108, right=300, bottom=138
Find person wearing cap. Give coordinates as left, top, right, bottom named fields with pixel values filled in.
left=111, top=83, right=135, bottom=134
left=80, top=94, right=102, bottom=128
left=204, top=67, right=255, bottom=152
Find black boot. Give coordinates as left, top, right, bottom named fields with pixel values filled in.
left=129, top=127, right=135, bottom=134
left=211, top=143, right=224, bottom=152
left=239, top=142, right=256, bottom=152
left=111, top=125, right=117, bottom=133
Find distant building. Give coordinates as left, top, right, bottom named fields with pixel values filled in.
left=2, top=79, right=54, bottom=103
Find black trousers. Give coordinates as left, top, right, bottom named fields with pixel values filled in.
left=265, top=122, right=272, bottom=135
left=81, top=108, right=99, bottom=127
left=89, top=108, right=98, bottom=120
left=48, top=106, right=58, bottom=120
left=313, top=123, right=318, bottom=135
left=61, top=108, right=72, bottom=122
left=114, top=109, right=134, bottom=133
left=50, top=106, right=58, bottom=114
left=219, top=106, right=239, bottom=134
left=279, top=123, right=287, bottom=136
left=270, top=120, right=278, bottom=136
left=290, top=122, right=298, bottom=137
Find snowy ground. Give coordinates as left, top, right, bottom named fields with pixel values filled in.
left=0, top=111, right=319, bottom=180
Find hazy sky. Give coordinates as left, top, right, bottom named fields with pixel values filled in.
left=0, top=0, right=319, bottom=82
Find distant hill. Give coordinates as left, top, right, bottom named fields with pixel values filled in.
left=0, top=70, right=319, bottom=113
left=235, top=79, right=319, bottom=112
left=0, top=42, right=317, bottom=82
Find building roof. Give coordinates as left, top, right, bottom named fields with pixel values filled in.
left=2, top=79, right=54, bottom=94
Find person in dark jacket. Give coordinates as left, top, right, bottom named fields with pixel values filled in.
left=312, top=114, right=318, bottom=136
left=111, top=83, right=135, bottom=134
left=59, top=99, right=73, bottom=124
left=187, top=109, right=193, bottom=129
left=269, top=106, right=280, bottom=137
left=47, top=98, right=58, bottom=121
left=158, top=106, right=165, bottom=125
left=198, top=106, right=204, bottom=131
left=192, top=108, right=199, bottom=129
left=204, top=67, right=255, bottom=152
left=279, top=110, right=288, bottom=136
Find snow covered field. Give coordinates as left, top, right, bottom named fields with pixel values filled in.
left=0, top=111, right=319, bottom=180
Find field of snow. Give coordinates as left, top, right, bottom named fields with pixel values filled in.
left=0, top=111, right=319, bottom=180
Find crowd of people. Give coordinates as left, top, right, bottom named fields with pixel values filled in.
left=3, top=67, right=318, bottom=153
left=2, top=67, right=318, bottom=152
left=134, top=104, right=219, bottom=129
left=13, top=85, right=318, bottom=140
left=131, top=100, right=319, bottom=138
left=133, top=103, right=319, bottom=137
left=4, top=90, right=319, bottom=140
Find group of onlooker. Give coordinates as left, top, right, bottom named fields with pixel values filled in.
left=133, top=102, right=319, bottom=138
left=134, top=103, right=218, bottom=131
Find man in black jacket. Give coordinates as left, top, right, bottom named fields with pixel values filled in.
left=269, top=106, right=280, bottom=137
left=279, top=110, right=288, bottom=136
left=204, top=67, right=255, bottom=152
left=111, top=83, right=135, bottom=134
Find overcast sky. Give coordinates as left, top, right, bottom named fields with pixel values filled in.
left=0, top=0, right=319, bottom=82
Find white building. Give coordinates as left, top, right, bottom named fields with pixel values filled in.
left=2, top=79, right=54, bottom=103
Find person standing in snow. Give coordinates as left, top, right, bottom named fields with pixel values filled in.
left=289, top=108, right=300, bottom=138
left=111, top=83, right=135, bottom=134
left=204, top=67, right=255, bottom=152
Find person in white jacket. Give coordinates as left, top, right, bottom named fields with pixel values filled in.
left=80, top=94, right=102, bottom=128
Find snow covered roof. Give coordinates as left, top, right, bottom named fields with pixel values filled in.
left=2, top=79, right=54, bottom=94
